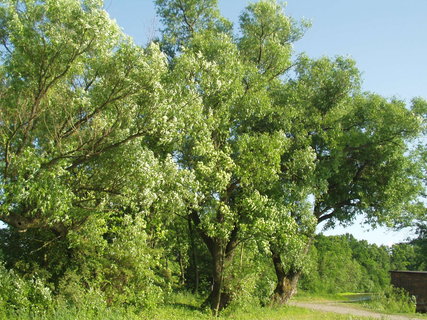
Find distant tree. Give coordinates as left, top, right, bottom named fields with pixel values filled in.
left=390, top=243, right=419, bottom=271
left=347, top=236, right=390, bottom=291
left=410, top=222, right=427, bottom=270
left=316, top=235, right=363, bottom=293
left=300, top=234, right=391, bottom=294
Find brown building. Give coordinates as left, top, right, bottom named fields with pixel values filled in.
left=390, top=271, right=427, bottom=313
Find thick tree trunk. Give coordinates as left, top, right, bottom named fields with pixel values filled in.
left=269, top=236, right=314, bottom=305
left=211, top=245, right=224, bottom=314
left=270, top=245, right=300, bottom=304
left=190, top=210, right=237, bottom=314
left=271, top=270, right=300, bottom=305
left=200, top=240, right=233, bottom=314
left=187, top=218, right=199, bottom=292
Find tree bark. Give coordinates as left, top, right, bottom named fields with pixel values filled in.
left=0, top=211, right=69, bottom=236
left=202, top=241, right=233, bottom=315
left=211, top=243, right=224, bottom=314
left=190, top=210, right=237, bottom=313
left=187, top=218, right=199, bottom=293
left=0, top=212, right=44, bottom=231
left=270, top=244, right=300, bottom=305
left=269, top=236, right=314, bottom=305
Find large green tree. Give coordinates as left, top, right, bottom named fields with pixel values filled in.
left=155, top=0, right=312, bottom=313
left=1, top=0, right=425, bottom=313
left=0, top=0, right=181, bottom=232
left=267, top=55, right=426, bottom=302
left=155, top=0, right=426, bottom=311
left=0, top=0, right=197, bottom=305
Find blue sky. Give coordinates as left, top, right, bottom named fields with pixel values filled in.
left=105, top=0, right=426, bottom=246
left=106, top=0, right=427, bottom=103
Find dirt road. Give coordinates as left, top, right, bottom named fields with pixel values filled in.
left=290, top=301, right=425, bottom=320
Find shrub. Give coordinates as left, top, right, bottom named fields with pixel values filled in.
left=363, top=285, right=416, bottom=313
left=0, top=263, right=53, bottom=317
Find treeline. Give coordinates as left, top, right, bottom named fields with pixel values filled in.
left=300, top=230, right=427, bottom=294
left=390, top=223, right=427, bottom=271
left=0, top=0, right=426, bottom=317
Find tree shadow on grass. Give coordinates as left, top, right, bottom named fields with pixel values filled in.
left=168, top=302, right=201, bottom=311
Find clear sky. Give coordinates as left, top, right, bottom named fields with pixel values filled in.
left=104, top=0, right=426, bottom=246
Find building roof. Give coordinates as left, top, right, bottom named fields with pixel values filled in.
left=389, top=270, right=427, bottom=274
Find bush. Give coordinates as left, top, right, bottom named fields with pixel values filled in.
left=66, top=215, right=167, bottom=309
left=0, top=263, right=53, bottom=318
left=0, top=214, right=169, bottom=317
left=220, top=243, right=277, bottom=311
left=363, top=286, right=416, bottom=314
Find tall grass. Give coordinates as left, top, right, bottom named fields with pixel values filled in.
left=1, top=291, right=379, bottom=320
left=361, top=286, right=416, bottom=314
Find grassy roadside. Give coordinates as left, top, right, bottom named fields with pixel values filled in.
left=2, top=292, right=377, bottom=320
left=148, top=305, right=377, bottom=320
left=5, top=291, right=426, bottom=320
left=3, top=305, right=378, bottom=320
left=293, top=291, right=427, bottom=319
left=143, top=292, right=377, bottom=320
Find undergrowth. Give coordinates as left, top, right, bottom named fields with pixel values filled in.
left=361, top=286, right=417, bottom=314
left=0, top=290, right=379, bottom=320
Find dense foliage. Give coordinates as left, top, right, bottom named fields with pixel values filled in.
left=300, top=233, right=427, bottom=294
left=390, top=222, right=427, bottom=271
left=0, top=0, right=426, bottom=317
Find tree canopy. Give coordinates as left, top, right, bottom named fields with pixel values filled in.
left=0, top=0, right=425, bottom=316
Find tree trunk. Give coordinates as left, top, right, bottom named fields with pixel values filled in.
left=271, top=269, right=300, bottom=305
left=269, top=238, right=313, bottom=305
left=269, top=244, right=301, bottom=305
left=178, top=250, right=185, bottom=285
left=270, top=246, right=298, bottom=304
left=190, top=210, right=237, bottom=314
left=187, top=218, right=199, bottom=292
left=200, top=240, right=233, bottom=314
left=211, top=244, right=224, bottom=314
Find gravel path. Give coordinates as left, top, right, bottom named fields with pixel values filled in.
left=290, top=301, right=425, bottom=320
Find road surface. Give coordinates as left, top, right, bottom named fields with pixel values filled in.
left=290, top=301, right=425, bottom=320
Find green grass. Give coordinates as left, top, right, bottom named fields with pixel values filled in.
left=143, top=304, right=377, bottom=320
left=2, top=305, right=378, bottom=320
left=5, top=291, right=426, bottom=320
left=294, top=290, right=346, bottom=302
left=1, top=291, right=377, bottom=320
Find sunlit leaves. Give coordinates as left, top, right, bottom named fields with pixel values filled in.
left=239, top=0, right=309, bottom=78
left=0, top=0, right=184, bottom=233
left=155, top=0, right=231, bottom=56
